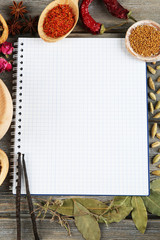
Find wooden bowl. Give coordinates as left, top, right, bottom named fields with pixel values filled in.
left=0, top=14, right=9, bottom=44
left=0, top=149, right=9, bottom=186
left=0, top=79, right=13, bottom=140
left=125, top=20, right=160, bottom=62
left=38, top=0, right=79, bottom=43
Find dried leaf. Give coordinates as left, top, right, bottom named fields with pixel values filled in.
left=152, top=154, right=160, bottom=164
left=131, top=197, right=147, bottom=234
left=143, top=190, right=160, bottom=216
left=102, top=196, right=133, bottom=224
left=151, top=123, right=157, bottom=138
left=74, top=201, right=101, bottom=240
left=150, top=179, right=160, bottom=193
left=149, top=92, right=156, bottom=101
left=50, top=198, right=109, bottom=217
left=148, top=77, right=155, bottom=90
left=149, top=102, right=154, bottom=114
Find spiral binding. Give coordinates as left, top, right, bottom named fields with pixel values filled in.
left=9, top=41, right=24, bottom=191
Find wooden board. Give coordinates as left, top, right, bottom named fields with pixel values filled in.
left=0, top=0, right=160, bottom=239
left=0, top=79, right=13, bottom=140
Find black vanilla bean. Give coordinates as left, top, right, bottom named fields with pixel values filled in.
left=22, top=154, right=40, bottom=240
left=16, top=152, right=22, bottom=240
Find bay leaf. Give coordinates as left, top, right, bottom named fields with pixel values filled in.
left=142, top=190, right=160, bottom=216
left=112, top=196, right=132, bottom=207
left=74, top=201, right=101, bottom=240
left=131, top=197, right=147, bottom=234
left=49, top=198, right=109, bottom=217
left=101, top=196, right=133, bottom=224
left=150, top=178, right=160, bottom=193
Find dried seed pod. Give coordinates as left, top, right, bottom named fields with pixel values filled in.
left=156, top=88, right=160, bottom=94
left=149, top=92, right=156, bottom=101
left=151, top=123, right=157, bottom=138
left=156, top=65, right=160, bottom=70
left=157, top=77, right=160, bottom=82
left=147, top=66, right=156, bottom=75
left=152, top=62, right=156, bottom=65
left=152, top=170, right=160, bottom=176
left=148, top=77, right=155, bottom=90
left=152, top=154, right=160, bottom=164
left=155, top=101, right=160, bottom=110
left=0, top=14, right=8, bottom=44
left=154, top=112, right=160, bottom=118
left=149, top=102, right=154, bottom=114
left=156, top=133, right=160, bottom=140
left=151, top=141, right=160, bottom=148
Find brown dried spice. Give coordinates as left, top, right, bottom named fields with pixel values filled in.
left=7, top=19, right=22, bottom=36
left=9, top=1, right=28, bottom=19
left=129, top=25, right=160, bottom=57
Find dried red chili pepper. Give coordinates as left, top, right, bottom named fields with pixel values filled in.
left=103, top=0, right=136, bottom=21
left=80, top=0, right=127, bottom=34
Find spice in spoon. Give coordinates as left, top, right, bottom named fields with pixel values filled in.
left=129, top=25, right=160, bottom=57
left=43, top=4, right=75, bottom=38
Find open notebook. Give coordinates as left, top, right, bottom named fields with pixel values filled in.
left=11, top=38, right=149, bottom=195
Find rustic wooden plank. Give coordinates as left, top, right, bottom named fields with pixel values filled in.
left=0, top=219, right=160, bottom=240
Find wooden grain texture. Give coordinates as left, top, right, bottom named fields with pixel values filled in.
left=0, top=0, right=160, bottom=239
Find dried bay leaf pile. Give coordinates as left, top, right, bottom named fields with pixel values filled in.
left=35, top=180, right=160, bottom=240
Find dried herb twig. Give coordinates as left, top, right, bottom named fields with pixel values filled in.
left=16, top=152, right=22, bottom=240
left=22, top=154, right=40, bottom=240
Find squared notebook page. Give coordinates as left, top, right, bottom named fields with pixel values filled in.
left=13, top=38, right=149, bottom=195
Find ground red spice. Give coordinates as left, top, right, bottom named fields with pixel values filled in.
left=43, top=4, right=75, bottom=38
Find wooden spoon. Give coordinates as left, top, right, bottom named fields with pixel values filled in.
left=0, top=79, right=13, bottom=140
left=125, top=20, right=160, bottom=62
left=38, top=0, right=79, bottom=42
left=0, top=149, right=9, bottom=186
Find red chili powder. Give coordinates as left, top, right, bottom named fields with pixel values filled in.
left=43, top=4, right=75, bottom=38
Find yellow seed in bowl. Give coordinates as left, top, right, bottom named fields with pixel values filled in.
left=157, top=77, right=160, bottom=82
left=156, top=88, right=160, bottom=94
left=156, top=65, right=160, bottom=70
left=152, top=62, right=156, bottom=65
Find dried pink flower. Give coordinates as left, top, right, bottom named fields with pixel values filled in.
left=5, top=62, right=12, bottom=72
left=1, top=42, right=14, bottom=56
left=0, top=58, right=8, bottom=73
left=0, top=58, right=12, bottom=73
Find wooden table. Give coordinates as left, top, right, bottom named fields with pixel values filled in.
left=0, top=0, right=160, bottom=239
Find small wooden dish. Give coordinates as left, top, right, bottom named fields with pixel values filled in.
left=125, top=20, right=160, bottom=62
left=0, top=149, right=9, bottom=186
left=0, top=79, right=13, bottom=140
left=38, top=0, right=79, bottom=43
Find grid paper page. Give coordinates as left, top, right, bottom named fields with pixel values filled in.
left=13, top=38, right=149, bottom=195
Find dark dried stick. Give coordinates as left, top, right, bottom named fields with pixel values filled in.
left=22, top=154, right=40, bottom=240
left=16, top=152, right=22, bottom=240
